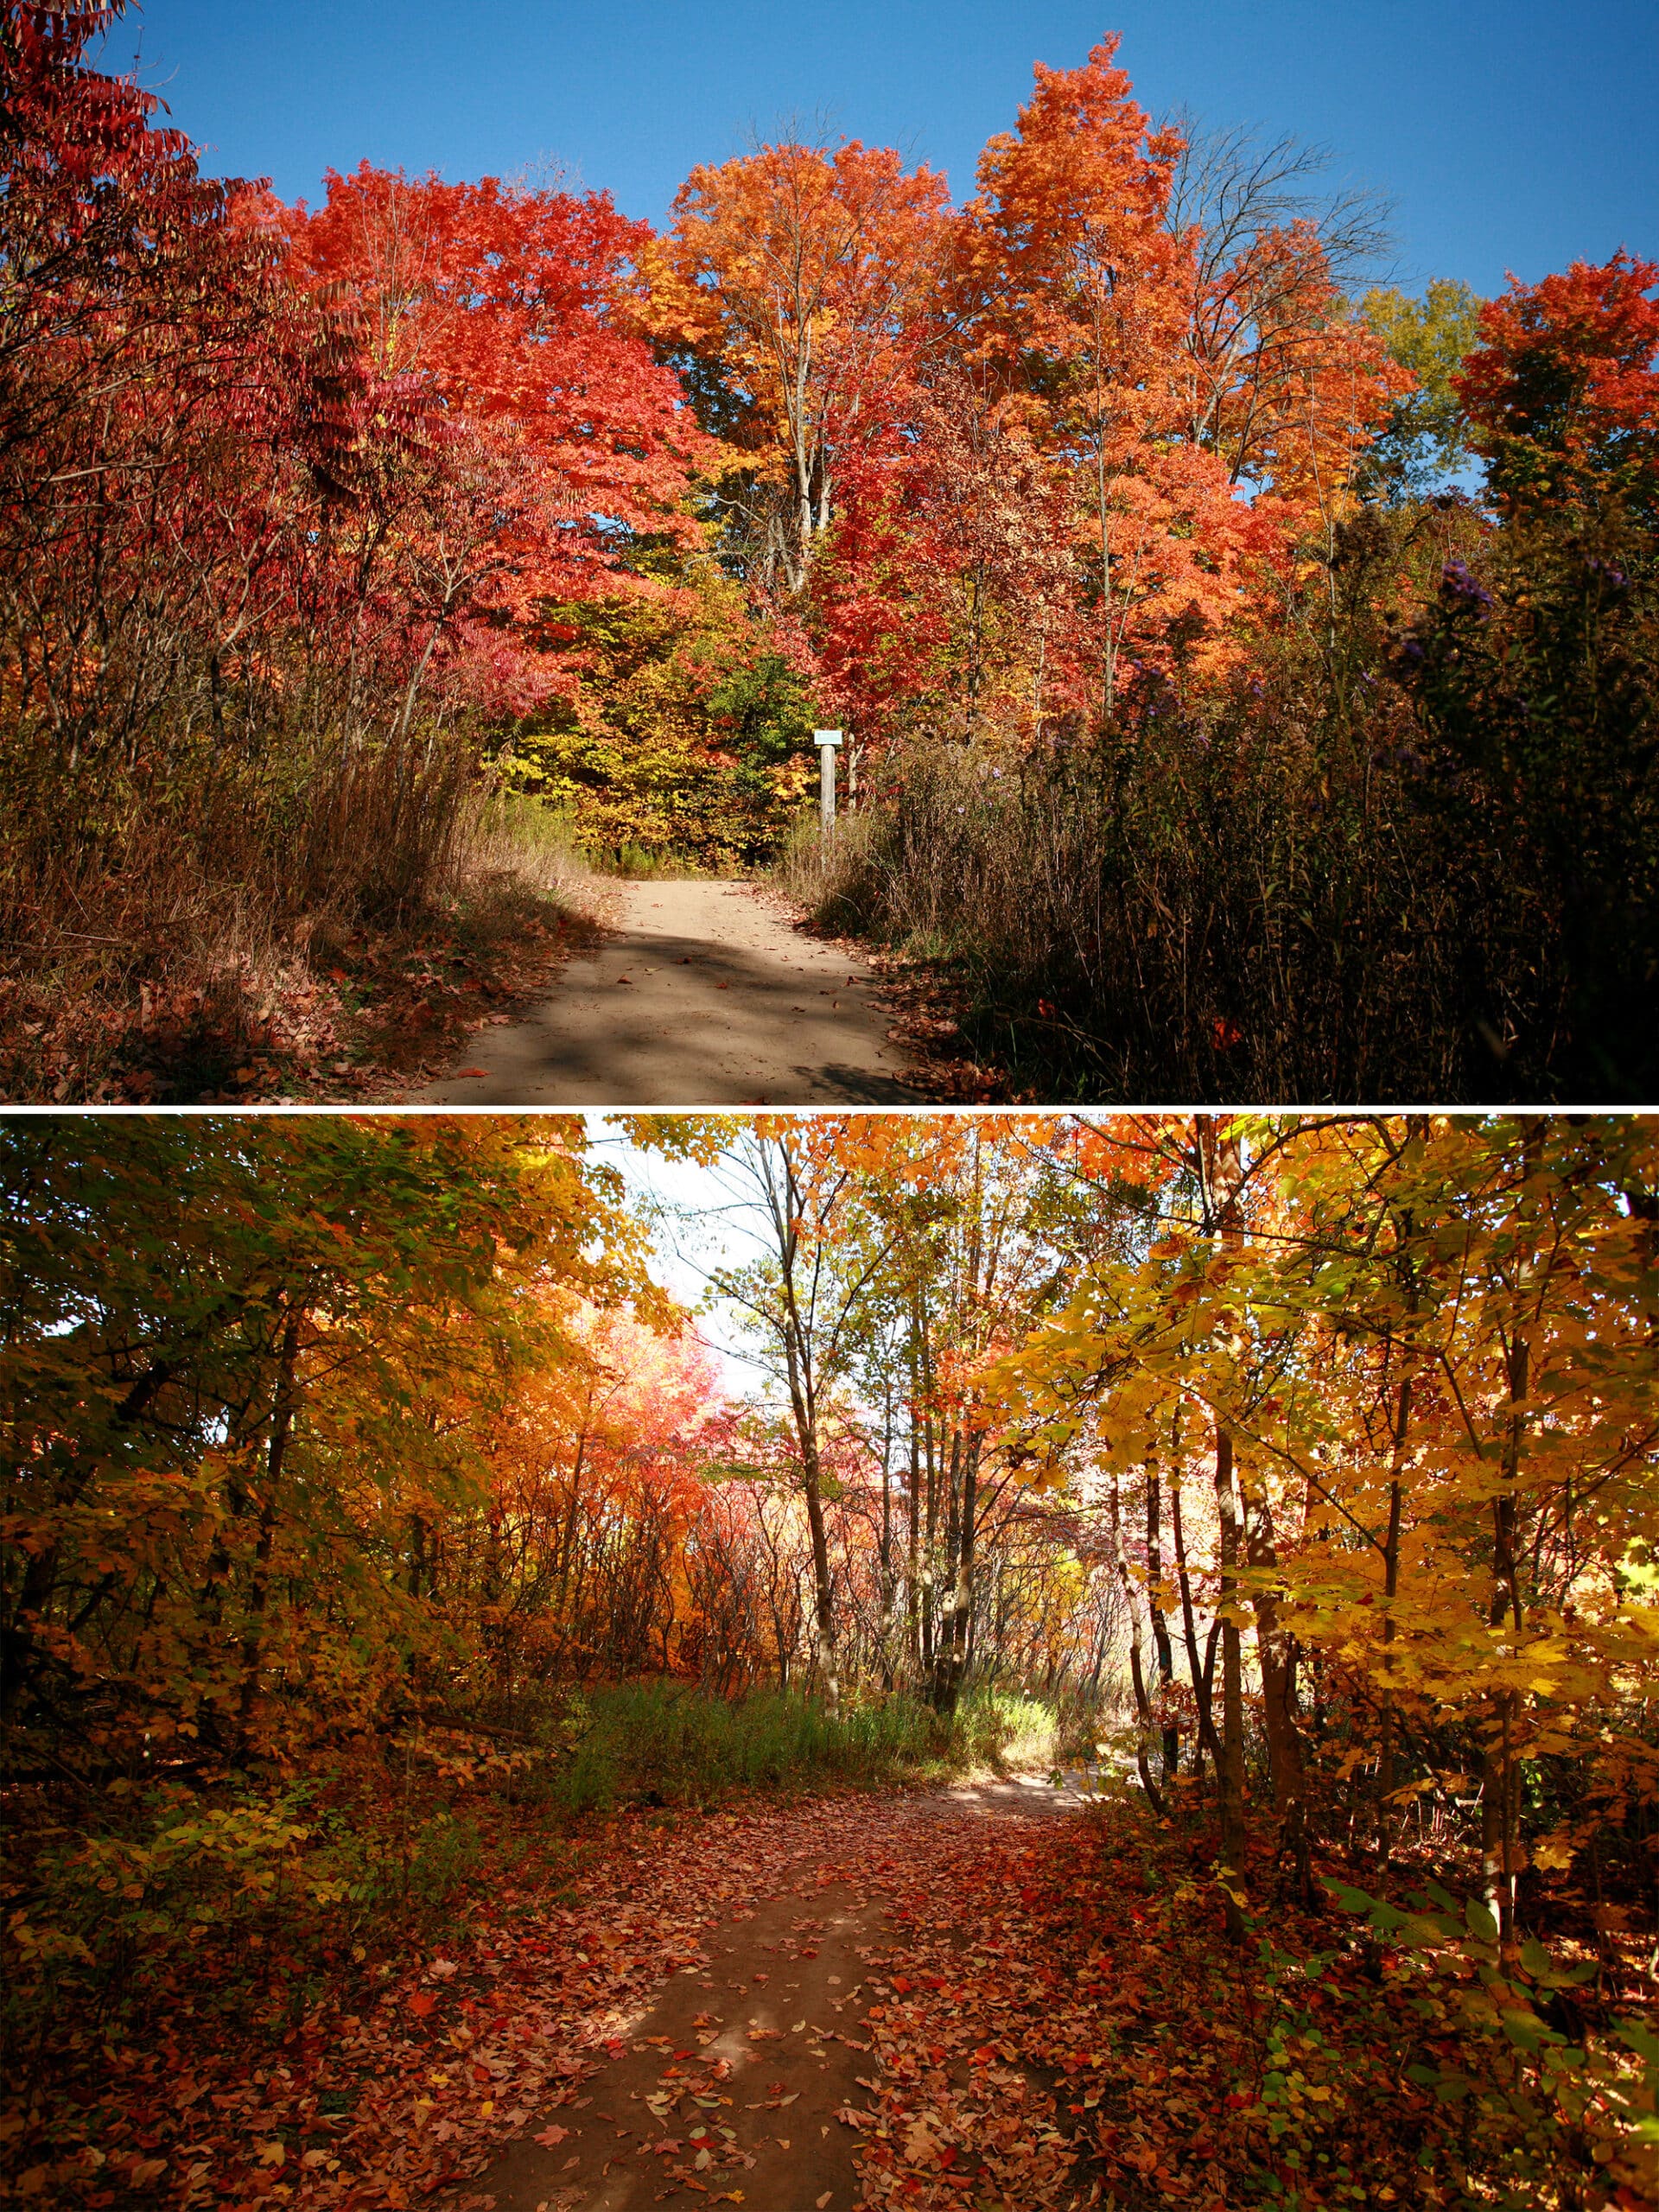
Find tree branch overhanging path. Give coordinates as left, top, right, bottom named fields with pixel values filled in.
left=8, top=1116, right=1659, bottom=2209
left=412, top=880, right=934, bottom=1105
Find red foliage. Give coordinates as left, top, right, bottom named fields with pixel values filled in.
left=1453, top=251, right=1659, bottom=514
left=283, top=166, right=721, bottom=718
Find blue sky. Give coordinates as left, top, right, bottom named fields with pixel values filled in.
left=111, top=1, right=1655, bottom=298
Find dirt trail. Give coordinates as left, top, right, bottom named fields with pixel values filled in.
left=413, top=880, right=928, bottom=1105
left=457, top=1777, right=1084, bottom=2212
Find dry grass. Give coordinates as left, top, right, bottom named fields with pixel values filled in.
left=0, top=745, right=604, bottom=1103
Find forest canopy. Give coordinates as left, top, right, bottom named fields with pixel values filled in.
left=3, top=1111, right=1658, bottom=2203
left=2, top=3, right=1654, bottom=1101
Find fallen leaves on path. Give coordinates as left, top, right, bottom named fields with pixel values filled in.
left=6, top=1789, right=1071, bottom=2209
left=22, top=1781, right=1615, bottom=2212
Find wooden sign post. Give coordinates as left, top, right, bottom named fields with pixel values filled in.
left=815, top=728, right=842, bottom=834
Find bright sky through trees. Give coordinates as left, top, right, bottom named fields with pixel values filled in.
left=111, top=0, right=1656, bottom=298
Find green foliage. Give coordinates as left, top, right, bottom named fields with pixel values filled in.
left=1360, top=279, right=1486, bottom=497
left=2, top=1766, right=500, bottom=2060
left=505, top=569, right=820, bottom=868
left=1320, top=1877, right=1656, bottom=2200
left=540, top=1681, right=1020, bottom=1813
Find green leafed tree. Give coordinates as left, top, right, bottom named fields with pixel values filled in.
left=1359, top=278, right=1485, bottom=498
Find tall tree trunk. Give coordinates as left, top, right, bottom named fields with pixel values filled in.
left=931, top=1436, right=980, bottom=1714
left=1170, top=1458, right=1223, bottom=1779
left=793, top=1408, right=838, bottom=1712
left=1376, top=1369, right=1410, bottom=1847
left=1241, top=1473, right=1308, bottom=1885
left=906, top=1369, right=922, bottom=1681
left=1145, top=1460, right=1179, bottom=1780
left=879, top=1387, right=897, bottom=1693
left=1111, top=1473, right=1166, bottom=1815
left=772, top=1156, right=838, bottom=1711
left=1214, top=1421, right=1249, bottom=1939
left=235, top=1305, right=302, bottom=1755
left=1199, top=1113, right=1249, bottom=1939
left=1483, top=1328, right=1529, bottom=1959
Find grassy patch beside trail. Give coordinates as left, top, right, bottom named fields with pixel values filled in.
left=1, top=791, right=605, bottom=1105
left=1, top=1683, right=1062, bottom=2075
left=548, top=1681, right=1058, bottom=1812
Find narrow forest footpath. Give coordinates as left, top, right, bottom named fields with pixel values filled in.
left=411, top=880, right=931, bottom=1105
left=50, top=1773, right=1161, bottom=2212
left=444, top=1777, right=1086, bottom=2212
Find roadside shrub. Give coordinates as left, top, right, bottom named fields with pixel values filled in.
left=793, top=503, right=1657, bottom=1103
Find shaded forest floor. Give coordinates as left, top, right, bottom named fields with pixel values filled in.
left=1, top=873, right=597, bottom=1107
left=3, top=865, right=1009, bottom=1107
left=7, top=1765, right=1645, bottom=2211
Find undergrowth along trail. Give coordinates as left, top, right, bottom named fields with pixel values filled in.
left=10, top=1759, right=1649, bottom=2212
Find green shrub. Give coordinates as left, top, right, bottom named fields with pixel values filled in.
left=543, top=1682, right=947, bottom=1810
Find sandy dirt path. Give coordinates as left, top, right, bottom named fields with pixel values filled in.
left=414, top=880, right=927, bottom=1105
left=454, top=1777, right=1084, bottom=2212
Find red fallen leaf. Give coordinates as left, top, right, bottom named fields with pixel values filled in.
left=454, top=1067, right=491, bottom=1079
left=532, top=2125, right=569, bottom=2147
left=409, top=1993, right=438, bottom=2019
